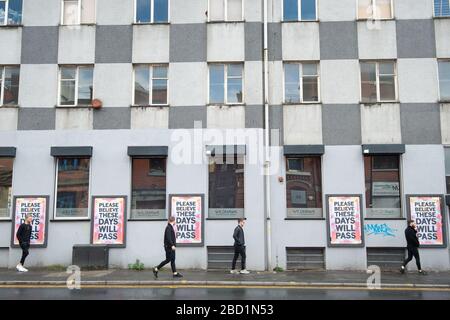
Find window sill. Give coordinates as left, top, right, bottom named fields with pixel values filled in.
left=360, top=101, right=399, bottom=105
left=0, top=105, right=19, bottom=108
left=282, top=19, right=319, bottom=23
left=55, top=105, right=93, bottom=109
left=285, top=218, right=325, bottom=220
left=283, top=102, right=321, bottom=106
left=207, top=103, right=246, bottom=107
left=133, top=22, right=170, bottom=26
left=0, top=24, right=23, bottom=28
left=0, top=219, right=12, bottom=222
left=433, top=16, right=450, bottom=20
left=128, top=219, right=167, bottom=221
left=207, top=20, right=246, bottom=24
left=130, top=104, right=170, bottom=108
left=356, top=18, right=395, bottom=22
left=59, top=23, right=96, bottom=27
left=439, top=100, right=450, bottom=104
left=50, top=219, right=91, bottom=222
left=206, top=217, right=246, bottom=221
left=364, top=218, right=406, bottom=221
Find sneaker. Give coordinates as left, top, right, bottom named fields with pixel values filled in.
left=16, top=264, right=21, bottom=272
left=173, top=273, right=183, bottom=278
left=17, top=265, right=27, bottom=273
left=21, top=266, right=28, bottom=272
left=240, top=269, right=250, bottom=274
left=153, top=267, right=158, bottom=279
left=419, top=270, right=427, bottom=275
left=230, top=269, right=238, bottom=274
left=400, top=266, right=405, bottom=274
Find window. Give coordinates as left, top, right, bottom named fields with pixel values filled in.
left=134, top=65, right=168, bottom=106
left=0, top=158, right=13, bottom=218
left=445, top=148, right=450, bottom=193
left=62, top=0, right=96, bottom=25
left=209, top=154, right=244, bottom=219
left=135, top=0, right=169, bottom=23
left=55, top=158, right=90, bottom=219
left=364, top=155, right=401, bottom=218
left=208, top=0, right=243, bottom=21
left=438, top=60, right=450, bottom=101
left=131, top=158, right=167, bottom=220
left=209, top=64, right=243, bottom=104
left=286, top=157, right=322, bottom=218
left=358, top=0, right=393, bottom=20
left=59, top=66, right=93, bottom=106
left=283, top=0, right=317, bottom=21
left=435, top=0, right=450, bottom=17
left=0, top=66, right=19, bottom=106
left=0, top=0, right=22, bottom=25
left=284, top=62, right=320, bottom=103
left=360, top=61, right=396, bottom=103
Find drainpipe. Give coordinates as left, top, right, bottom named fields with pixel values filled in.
left=262, top=0, right=272, bottom=271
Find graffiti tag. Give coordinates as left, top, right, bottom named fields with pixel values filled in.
left=365, top=223, right=397, bottom=237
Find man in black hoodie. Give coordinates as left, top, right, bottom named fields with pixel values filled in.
left=16, top=214, right=33, bottom=272
left=153, top=216, right=182, bottom=278
left=231, top=218, right=249, bottom=274
left=401, top=220, right=425, bottom=275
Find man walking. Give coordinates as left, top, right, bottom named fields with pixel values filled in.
left=16, top=214, right=33, bottom=272
left=401, top=220, right=426, bottom=275
left=231, top=218, right=249, bottom=274
left=153, top=216, right=182, bottom=278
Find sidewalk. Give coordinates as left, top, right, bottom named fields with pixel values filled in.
left=1, top=268, right=450, bottom=288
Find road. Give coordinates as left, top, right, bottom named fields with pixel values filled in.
left=1, top=285, right=450, bottom=300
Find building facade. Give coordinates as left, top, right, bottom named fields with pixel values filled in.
left=0, top=0, right=450, bottom=271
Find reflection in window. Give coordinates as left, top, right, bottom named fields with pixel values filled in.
left=135, top=0, right=169, bottom=23
left=56, top=158, right=90, bottom=218
left=209, top=155, right=244, bottom=218
left=209, top=64, right=243, bottom=104
left=131, top=158, right=167, bottom=219
left=0, top=158, right=13, bottom=218
left=283, top=0, right=317, bottom=21
left=62, top=0, right=96, bottom=25
left=208, top=0, right=243, bottom=21
left=358, top=0, right=393, bottom=20
left=59, top=66, right=93, bottom=106
left=438, top=61, right=450, bottom=101
left=284, top=62, right=319, bottom=103
left=360, top=61, right=396, bottom=103
left=0, top=0, right=22, bottom=25
left=134, top=65, right=168, bottom=105
left=1, top=66, right=20, bottom=105
left=364, top=155, right=401, bottom=218
left=434, top=0, right=450, bottom=17
left=286, top=157, right=322, bottom=218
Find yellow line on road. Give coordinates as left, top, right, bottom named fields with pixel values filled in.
left=1, top=284, right=450, bottom=292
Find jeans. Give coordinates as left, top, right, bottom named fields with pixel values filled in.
left=232, top=245, right=246, bottom=270
left=157, top=246, right=176, bottom=273
left=19, top=242, right=30, bottom=265
left=403, top=246, right=421, bottom=270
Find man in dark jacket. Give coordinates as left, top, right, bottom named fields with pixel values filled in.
left=153, top=216, right=182, bottom=278
left=16, top=214, right=33, bottom=272
left=231, top=218, right=249, bottom=274
left=401, top=220, right=425, bottom=275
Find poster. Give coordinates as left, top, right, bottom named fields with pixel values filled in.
left=407, top=195, right=446, bottom=247
left=91, top=196, right=127, bottom=247
left=169, top=194, right=204, bottom=247
left=327, top=195, right=364, bottom=247
left=11, top=196, right=49, bottom=248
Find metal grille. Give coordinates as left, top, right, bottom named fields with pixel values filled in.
left=286, top=247, right=325, bottom=270
left=367, top=248, right=405, bottom=271
left=207, top=246, right=237, bottom=270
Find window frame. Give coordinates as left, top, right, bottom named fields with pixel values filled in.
left=130, top=156, right=168, bottom=221
left=208, top=62, right=245, bottom=106
left=0, top=65, right=20, bottom=106
left=0, top=0, right=23, bottom=26
left=207, top=153, right=245, bottom=219
left=57, top=65, right=94, bottom=107
left=285, top=155, right=324, bottom=219
left=134, top=0, right=171, bottom=24
left=0, top=157, right=14, bottom=220
left=132, top=64, right=169, bottom=106
left=359, top=60, right=398, bottom=104
left=282, top=0, right=318, bottom=22
left=61, top=0, right=96, bottom=26
left=433, top=0, right=450, bottom=18
left=438, top=59, right=450, bottom=102
left=53, top=157, right=92, bottom=221
left=364, top=154, right=404, bottom=219
left=282, top=62, right=321, bottom=104
left=445, top=146, right=450, bottom=194
left=356, top=0, right=394, bottom=21
left=207, top=0, right=245, bottom=22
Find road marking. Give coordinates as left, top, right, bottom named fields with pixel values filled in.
left=0, top=284, right=450, bottom=292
